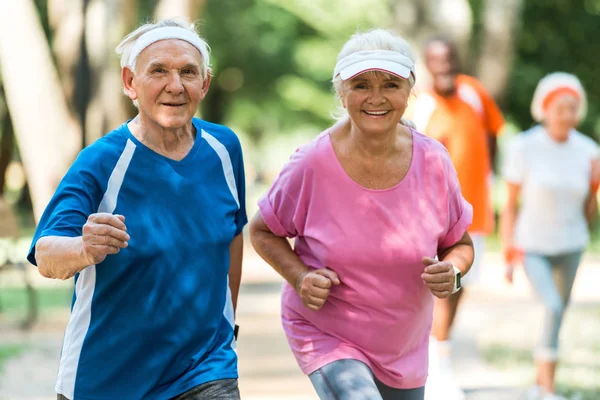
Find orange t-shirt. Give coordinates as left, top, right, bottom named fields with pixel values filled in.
left=412, top=75, right=505, bottom=234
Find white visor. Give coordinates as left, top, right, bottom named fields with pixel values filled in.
left=333, top=50, right=415, bottom=81
left=127, top=26, right=210, bottom=68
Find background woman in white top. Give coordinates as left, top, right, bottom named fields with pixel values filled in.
left=501, top=72, right=599, bottom=400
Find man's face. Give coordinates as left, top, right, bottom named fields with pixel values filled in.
left=424, top=41, right=456, bottom=96
left=125, top=39, right=210, bottom=130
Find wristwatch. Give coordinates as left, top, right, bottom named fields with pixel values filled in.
left=452, top=265, right=462, bottom=294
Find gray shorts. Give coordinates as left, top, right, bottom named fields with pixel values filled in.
left=57, top=378, right=240, bottom=400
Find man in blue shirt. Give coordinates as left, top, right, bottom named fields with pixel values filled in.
left=28, top=18, right=246, bottom=400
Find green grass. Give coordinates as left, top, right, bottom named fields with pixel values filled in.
left=0, top=286, right=72, bottom=317
left=0, top=344, right=26, bottom=373
left=0, top=287, right=71, bottom=372
left=482, top=306, right=600, bottom=399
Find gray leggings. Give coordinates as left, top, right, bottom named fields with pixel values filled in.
left=309, top=359, right=425, bottom=400
left=524, top=250, right=582, bottom=361
left=57, top=378, right=240, bottom=400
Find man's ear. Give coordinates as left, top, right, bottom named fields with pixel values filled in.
left=199, top=69, right=212, bottom=101
left=122, top=66, right=137, bottom=101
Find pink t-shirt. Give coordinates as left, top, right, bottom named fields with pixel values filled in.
left=258, top=129, right=472, bottom=389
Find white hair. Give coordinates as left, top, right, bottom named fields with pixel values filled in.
left=331, top=29, right=416, bottom=126
left=115, top=18, right=211, bottom=78
left=115, top=18, right=210, bottom=108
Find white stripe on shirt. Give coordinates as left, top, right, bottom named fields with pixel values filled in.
left=57, top=139, right=136, bottom=397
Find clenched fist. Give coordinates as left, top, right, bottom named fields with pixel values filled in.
left=421, top=257, right=455, bottom=299
left=82, top=213, right=130, bottom=265
left=295, top=268, right=340, bottom=311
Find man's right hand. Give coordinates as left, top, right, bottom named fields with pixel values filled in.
left=81, top=213, right=129, bottom=265
left=295, top=268, right=340, bottom=311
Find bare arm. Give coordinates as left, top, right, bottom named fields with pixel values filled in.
left=36, top=236, right=91, bottom=280
left=500, top=182, right=521, bottom=251
left=421, top=232, right=474, bottom=299
left=228, top=233, right=243, bottom=315
left=586, top=158, right=600, bottom=230
left=249, top=212, right=339, bottom=311
left=438, top=231, right=474, bottom=276
left=35, top=213, right=129, bottom=280
left=248, top=213, right=308, bottom=289
left=585, top=190, right=598, bottom=229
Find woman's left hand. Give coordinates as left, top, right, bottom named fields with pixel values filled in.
left=421, top=257, right=455, bottom=299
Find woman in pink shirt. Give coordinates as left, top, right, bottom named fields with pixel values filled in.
left=249, top=29, right=474, bottom=400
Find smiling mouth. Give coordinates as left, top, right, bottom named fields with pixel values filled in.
left=162, top=103, right=185, bottom=107
left=363, top=110, right=390, bottom=116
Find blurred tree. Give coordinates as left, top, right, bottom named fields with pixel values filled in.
left=0, top=85, right=14, bottom=197
left=83, top=0, right=137, bottom=144
left=154, top=0, right=206, bottom=20
left=390, top=0, right=473, bottom=76
left=506, top=0, right=600, bottom=136
left=474, top=0, right=523, bottom=101
left=0, top=0, right=80, bottom=221
left=201, top=0, right=328, bottom=141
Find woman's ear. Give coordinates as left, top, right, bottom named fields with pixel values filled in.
left=122, top=67, right=138, bottom=101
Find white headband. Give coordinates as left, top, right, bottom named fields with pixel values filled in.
left=333, top=50, right=415, bottom=82
left=127, top=26, right=210, bottom=68
left=530, top=72, right=587, bottom=122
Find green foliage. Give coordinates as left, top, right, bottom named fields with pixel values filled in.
left=0, top=287, right=72, bottom=317
left=199, top=0, right=396, bottom=148
left=200, top=0, right=332, bottom=142
left=507, top=0, right=600, bottom=137
left=0, top=344, right=26, bottom=373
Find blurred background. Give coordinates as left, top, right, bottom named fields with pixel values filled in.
left=0, top=0, right=599, bottom=399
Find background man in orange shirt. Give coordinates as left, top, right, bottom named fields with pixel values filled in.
left=414, top=37, right=505, bottom=400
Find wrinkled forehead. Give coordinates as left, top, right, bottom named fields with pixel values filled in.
left=136, top=39, right=204, bottom=67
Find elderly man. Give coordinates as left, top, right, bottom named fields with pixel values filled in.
left=28, top=19, right=246, bottom=400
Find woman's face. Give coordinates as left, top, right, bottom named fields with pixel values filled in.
left=544, top=93, right=580, bottom=136
left=124, top=39, right=210, bottom=130
left=340, top=71, right=411, bottom=136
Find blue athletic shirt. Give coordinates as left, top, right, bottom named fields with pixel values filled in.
left=27, top=118, right=247, bottom=400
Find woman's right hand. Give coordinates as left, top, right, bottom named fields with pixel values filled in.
left=81, top=213, right=130, bottom=265
left=295, top=268, right=340, bottom=311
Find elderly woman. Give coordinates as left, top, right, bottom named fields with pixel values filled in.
left=501, top=72, right=598, bottom=400
left=249, top=29, right=474, bottom=400
left=27, top=19, right=246, bottom=400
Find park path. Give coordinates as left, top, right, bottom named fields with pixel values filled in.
left=1, top=250, right=599, bottom=399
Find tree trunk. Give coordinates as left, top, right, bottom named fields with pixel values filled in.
left=154, top=0, right=206, bottom=20
left=390, top=0, right=473, bottom=86
left=0, top=0, right=81, bottom=222
left=48, top=0, right=85, bottom=107
left=0, top=107, right=14, bottom=197
left=83, top=0, right=136, bottom=145
left=475, top=0, right=524, bottom=102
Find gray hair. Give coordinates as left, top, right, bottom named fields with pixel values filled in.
left=331, top=29, right=416, bottom=126
left=115, top=18, right=211, bottom=79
